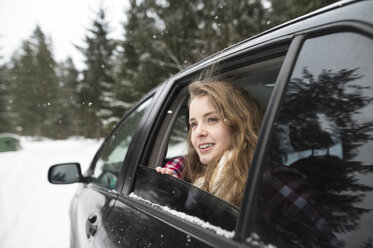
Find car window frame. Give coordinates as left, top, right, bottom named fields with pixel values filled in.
left=117, top=39, right=292, bottom=246
left=86, top=87, right=160, bottom=193
left=147, top=87, right=189, bottom=169
left=87, top=21, right=373, bottom=246
left=107, top=20, right=373, bottom=248
left=142, top=42, right=292, bottom=170
left=119, top=82, right=171, bottom=194
left=238, top=21, right=373, bottom=243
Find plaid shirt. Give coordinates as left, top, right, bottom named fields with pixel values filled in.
left=260, top=162, right=341, bottom=247
left=163, top=156, right=185, bottom=178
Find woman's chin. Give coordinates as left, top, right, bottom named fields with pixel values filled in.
left=199, top=157, right=211, bottom=165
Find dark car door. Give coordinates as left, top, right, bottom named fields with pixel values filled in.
left=92, top=4, right=373, bottom=248
left=92, top=39, right=289, bottom=247
left=70, top=95, right=154, bottom=248
left=244, top=23, right=373, bottom=247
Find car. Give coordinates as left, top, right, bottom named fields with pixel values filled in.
left=48, top=1, right=373, bottom=247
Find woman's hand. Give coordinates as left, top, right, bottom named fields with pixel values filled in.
left=156, top=167, right=178, bottom=177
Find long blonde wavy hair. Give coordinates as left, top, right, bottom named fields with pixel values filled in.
left=182, top=80, right=263, bottom=207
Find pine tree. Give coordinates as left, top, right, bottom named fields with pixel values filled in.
left=33, top=27, right=63, bottom=137
left=116, top=0, right=343, bottom=106
left=0, top=61, right=13, bottom=133
left=117, top=0, right=268, bottom=101
left=9, top=26, right=61, bottom=138
left=116, top=0, right=161, bottom=108
left=266, top=0, right=339, bottom=28
left=10, top=40, right=39, bottom=136
left=77, top=7, right=118, bottom=138
left=55, top=57, right=80, bottom=136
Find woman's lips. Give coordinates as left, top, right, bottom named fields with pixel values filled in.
left=198, top=143, right=215, bottom=153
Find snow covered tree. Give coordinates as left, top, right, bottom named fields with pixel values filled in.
left=77, top=7, right=118, bottom=138
left=116, top=0, right=160, bottom=110
left=117, top=0, right=269, bottom=101
left=116, top=0, right=341, bottom=106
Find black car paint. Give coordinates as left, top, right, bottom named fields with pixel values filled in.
left=93, top=167, right=239, bottom=247
left=48, top=1, right=373, bottom=247
left=134, top=166, right=239, bottom=230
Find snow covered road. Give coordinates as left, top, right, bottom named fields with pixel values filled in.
left=0, top=137, right=102, bottom=248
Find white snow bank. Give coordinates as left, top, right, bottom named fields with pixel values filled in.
left=0, top=137, right=102, bottom=248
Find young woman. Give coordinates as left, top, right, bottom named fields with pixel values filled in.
left=158, top=80, right=340, bottom=245
left=157, top=80, right=263, bottom=207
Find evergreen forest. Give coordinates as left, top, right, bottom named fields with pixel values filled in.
left=0, top=0, right=338, bottom=139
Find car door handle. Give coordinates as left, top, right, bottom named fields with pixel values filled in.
left=86, top=214, right=98, bottom=238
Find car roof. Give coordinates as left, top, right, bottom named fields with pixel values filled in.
left=234, top=0, right=367, bottom=46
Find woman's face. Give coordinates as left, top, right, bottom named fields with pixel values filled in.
left=189, top=95, right=233, bottom=165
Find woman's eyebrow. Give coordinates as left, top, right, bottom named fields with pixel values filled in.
left=203, top=111, right=217, bottom=117
left=189, top=117, right=196, bottom=123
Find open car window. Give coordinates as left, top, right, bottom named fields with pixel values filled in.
left=148, top=55, right=286, bottom=169
left=131, top=53, right=287, bottom=236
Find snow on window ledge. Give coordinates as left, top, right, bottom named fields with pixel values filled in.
left=129, top=192, right=235, bottom=239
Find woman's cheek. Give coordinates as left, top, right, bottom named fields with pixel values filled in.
left=191, top=136, right=198, bottom=151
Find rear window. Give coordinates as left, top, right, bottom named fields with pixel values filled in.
left=250, top=31, right=373, bottom=247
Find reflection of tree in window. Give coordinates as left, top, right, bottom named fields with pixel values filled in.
left=282, top=68, right=372, bottom=159
left=52, top=171, right=67, bottom=182
left=360, top=239, right=373, bottom=248
left=169, top=114, right=188, bottom=146
left=263, top=68, right=373, bottom=247
left=93, top=98, right=152, bottom=188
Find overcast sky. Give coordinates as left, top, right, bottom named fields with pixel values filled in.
left=0, top=0, right=129, bottom=69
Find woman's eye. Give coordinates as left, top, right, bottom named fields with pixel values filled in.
left=208, top=118, right=218, bottom=123
left=190, top=122, right=197, bottom=128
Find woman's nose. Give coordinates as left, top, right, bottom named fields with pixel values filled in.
left=195, top=124, right=207, bottom=137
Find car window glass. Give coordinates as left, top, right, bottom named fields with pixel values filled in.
left=166, top=100, right=188, bottom=158
left=133, top=165, right=239, bottom=234
left=92, top=97, right=152, bottom=189
left=250, top=32, right=373, bottom=247
left=134, top=54, right=286, bottom=236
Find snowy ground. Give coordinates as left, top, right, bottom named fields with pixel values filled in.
left=0, top=137, right=102, bottom=248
